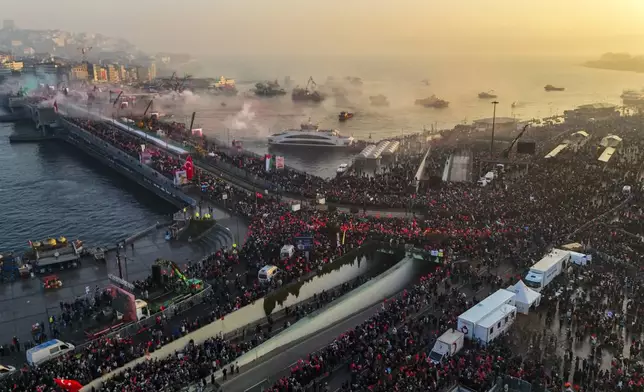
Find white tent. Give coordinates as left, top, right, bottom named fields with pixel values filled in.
left=507, top=281, right=541, bottom=314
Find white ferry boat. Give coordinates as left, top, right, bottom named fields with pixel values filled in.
left=268, top=121, right=355, bottom=148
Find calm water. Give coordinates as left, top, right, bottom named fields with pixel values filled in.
left=0, top=121, right=175, bottom=252
left=165, top=53, right=644, bottom=177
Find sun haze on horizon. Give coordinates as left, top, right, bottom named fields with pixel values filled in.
left=3, top=0, right=644, bottom=57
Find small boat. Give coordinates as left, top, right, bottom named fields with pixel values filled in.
left=421, top=79, right=430, bottom=86
left=339, top=111, right=354, bottom=121
left=544, top=85, right=565, bottom=92
left=337, top=163, right=349, bottom=174
left=415, top=95, right=449, bottom=109
left=478, top=91, right=497, bottom=99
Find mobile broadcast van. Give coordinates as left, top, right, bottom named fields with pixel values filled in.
left=428, top=329, right=465, bottom=363
left=524, top=249, right=571, bottom=292
left=26, top=339, right=75, bottom=366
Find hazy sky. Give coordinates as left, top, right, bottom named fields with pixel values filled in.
left=5, top=0, right=644, bottom=56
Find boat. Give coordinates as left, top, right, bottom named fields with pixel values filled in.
left=268, top=121, right=355, bottom=148
left=544, top=85, right=565, bottom=92
left=210, top=76, right=237, bottom=96
left=421, top=79, right=430, bottom=86
left=339, top=111, right=354, bottom=121
left=253, top=80, right=287, bottom=97
left=337, top=163, right=349, bottom=174
left=478, top=91, right=497, bottom=99
left=369, top=94, right=390, bottom=107
left=415, top=95, right=449, bottom=109
left=345, top=77, right=363, bottom=86
left=292, top=77, right=325, bottom=103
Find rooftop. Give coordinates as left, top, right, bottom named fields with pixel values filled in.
left=478, top=304, right=516, bottom=329
left=458, top=289, right=515, bottom=324
left=576, top=103, right=617, bottom=110
left=531, top=249, right=569, bottom=271
left=473, top=117, right=517, bottom=125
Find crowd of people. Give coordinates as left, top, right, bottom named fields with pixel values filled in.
left=6, top=100, right=643, bottom=392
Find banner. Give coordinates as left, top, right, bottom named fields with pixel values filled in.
left=139, top=151, right=152, bottom=165
left=265, top=154, right=272, bottom=172
left=275, top=156, right=285, bottom=170
left=174, top=170, right=189, bottom=186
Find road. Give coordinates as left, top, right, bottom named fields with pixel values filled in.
left=219, top=302, right=384, bottom=392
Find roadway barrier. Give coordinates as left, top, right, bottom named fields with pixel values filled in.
left=208, top=256, right=417, bottom=382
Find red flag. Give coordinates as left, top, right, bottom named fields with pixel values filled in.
left=54, top=378, right=83, bottom=392
left=53, top=101, right=58, bottom=113
left=255, top=192, right=263, bottom=199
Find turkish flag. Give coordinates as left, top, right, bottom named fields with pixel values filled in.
left=54, top=378, right=83, bottom=392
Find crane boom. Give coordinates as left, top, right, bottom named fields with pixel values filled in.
left=502, top=123, right=530, bottom=159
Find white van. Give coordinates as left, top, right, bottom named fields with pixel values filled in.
left=26, top=339, right=75, bottom=366
left=484, top=171, right=496, bottom=181
left=280, top=245, right=295, bottom=260
left=258, top=265, right=280, bottom=284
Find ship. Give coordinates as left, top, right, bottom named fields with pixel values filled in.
left=621, top=89, right=644, bottom=106
left=292, top=77, right=325, bottom=103
left=544, top=85, right=565, bottom=92
left=345, top=76, right=363, bottom=86
left=210, top=76, right=237, bottom=96
left=268, top=120, right=355, bottom=148
left=369, top=94, right=390, bottom=107
left=415, top=95, right=449, bottom=109
left=253, top=80, right=287, bottom=97
left=478, top=91, right=497, bottom=99
left=339, top=111, right=354, bottom=121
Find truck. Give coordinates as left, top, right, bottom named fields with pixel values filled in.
left=524, top=249, right=571, bottom=292
left=31, top=240, right=84, bottom=274
left=428, top=329, right=465, bottom=363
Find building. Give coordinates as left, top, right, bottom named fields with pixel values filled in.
left=472, top=117, right=518, bottom=134
left=136, top=66, right=150, bottom=81
left=35, top=63, right=59, bottom=77
left=564, top=103, right=618, bottom=123
left=87, top=64, right=108, bottom=82
left=457, top=289, right=517, bottom=345
left=149, top=63, right=157, bottom=80
left=70, top=63, right=89, bottom=81
left=107, top=65, right=120, bottom=83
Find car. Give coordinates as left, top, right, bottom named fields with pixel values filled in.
left=0, top=365, right=16, bottom=380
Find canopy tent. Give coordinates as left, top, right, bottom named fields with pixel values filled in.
left=507, top=281, right=541, bottom=314
left=600, top=134, right=623, bottom=148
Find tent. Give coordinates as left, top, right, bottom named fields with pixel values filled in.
left=600, top=134, right=622, bottom=148
left=507, top=281, right=541, bottom=314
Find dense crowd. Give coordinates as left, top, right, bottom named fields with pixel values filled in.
left=4, top=101, right=644, bottom=392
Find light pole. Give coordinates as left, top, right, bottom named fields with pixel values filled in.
left=490, top=100, right=499, bottom=157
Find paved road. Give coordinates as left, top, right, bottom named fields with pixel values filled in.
left=220, top=302, right=384, bottom=392
left=0, top=203, right=249, bottom=360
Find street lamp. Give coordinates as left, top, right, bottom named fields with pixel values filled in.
left=490, top=100, right=499, bottom=157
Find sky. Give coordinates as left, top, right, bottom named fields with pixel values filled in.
left=4, top=0, right=644, bottom=57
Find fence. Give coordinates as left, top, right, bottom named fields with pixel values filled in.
left=73, top=284, right=213, bottom=353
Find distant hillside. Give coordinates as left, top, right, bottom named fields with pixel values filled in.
left=585, top=53, right=644, bottom=73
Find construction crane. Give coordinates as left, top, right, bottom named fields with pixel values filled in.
left=77, top=46, right=92, bottom=62
left=502, top=123, right=531, bottom=159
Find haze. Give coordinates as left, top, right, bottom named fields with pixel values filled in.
left=5, top=0, right=644, bottom=57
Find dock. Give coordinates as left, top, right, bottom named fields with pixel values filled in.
left=9, top=132, right=57, bottom=143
